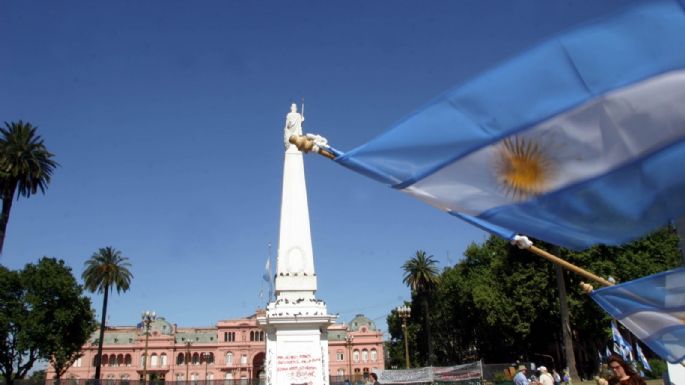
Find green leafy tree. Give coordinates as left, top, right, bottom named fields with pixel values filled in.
left=391, top=227, right=680, bottom=376
left=22, top=259, right=97, bottom=383
left=0, top=121, right=58, bottom=254
left=0, top=258, right=96, bottom=385
left=82, top=247, right=133, bottom=381
left=0, top=266, right=30, bottom=385
left=402, top=250, right=439, bottom=365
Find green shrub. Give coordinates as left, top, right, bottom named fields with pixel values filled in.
left=493, top=372, right=512, bottom=385
left=645, top=358, right=666, bottom=379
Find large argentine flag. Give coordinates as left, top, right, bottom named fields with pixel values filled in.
left=591, top=268, right=685, bottom=364
left=330, top=0, right=685, bottom=250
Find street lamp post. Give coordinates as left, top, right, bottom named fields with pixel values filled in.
left=141, top=310, right=157, bottom=385
left=397, top=305, right=411, bottom=369
left=345, top=334, right=354, bottom=381
left=185, top=341, right=192, bottom=385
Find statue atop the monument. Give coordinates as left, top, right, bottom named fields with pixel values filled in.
left=283, top=102, right=304, bottom=148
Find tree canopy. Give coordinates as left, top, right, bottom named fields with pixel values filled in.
left=389, top=227, right=682, bottom=378
left=82, top=247, right=133, bottom=380
left=402, top=250, right=440, bottom=366
left=0, top=258, right=96, bottom=385
left=0, top=121, right=58, bottom=254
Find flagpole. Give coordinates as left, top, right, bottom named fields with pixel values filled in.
left=268, top=242, right=274, bottom=302
left=527, top=245, right=614, bottom=287
left=289, top=135, right=336, bottom=159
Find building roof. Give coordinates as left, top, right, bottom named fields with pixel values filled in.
left=349, top=314, right=377, bottom=332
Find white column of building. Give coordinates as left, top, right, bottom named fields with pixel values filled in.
left=258, top=104, right=336, bottom=385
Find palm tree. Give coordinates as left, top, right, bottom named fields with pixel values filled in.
left=0, top=121, right=58, bottom=254
left=82, top=247, right=133, bottom=381
left=402, top=250, right=439, bottom=365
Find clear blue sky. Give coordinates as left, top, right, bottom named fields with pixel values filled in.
left=0, top=0, right=644, bottom=335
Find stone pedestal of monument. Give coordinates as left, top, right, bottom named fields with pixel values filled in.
left=257, top=105, right=336, bottom=385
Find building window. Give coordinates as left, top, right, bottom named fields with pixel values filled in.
left=151, top=354, right=158, bottom=367
left=177, top=353, right=185, bottom=365
left=140, top=354, right=146, bottom=367
left=362, top=350, right=368, bottom=362
left=224, top=332, right=235, bottom=342
left=240, top=354, right=247, bottom=365
left=226, top=352, right=233, bottom=365
left=192, top=353, right=200, bottom=365
left=336, top=351, right=344, bottom=361
left=370, top=349, right=377, bottom=362
left=108, top=355, right=116, bottom=367
left=353, top=350, right=359, bottom=363
left=207, top=374, right=214, bottom=381
left=92, top=355, right=99, bottom=367
left=161, top=353, right=167, bottom=366
left=176, top=374, right=184, bottom=382
left=125, top=354, right=132, bottom=366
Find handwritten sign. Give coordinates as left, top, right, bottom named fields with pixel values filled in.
left=275, top=353, right=322, bottom=384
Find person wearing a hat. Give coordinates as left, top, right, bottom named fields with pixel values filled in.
left=538, top=366, right=554, bottom=385
left=514, top=365, right=530, bottom=385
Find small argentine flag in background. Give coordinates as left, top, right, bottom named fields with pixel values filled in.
left=330, top=0, right=685, bottom=251
left=611, top=320, right=633, bottom=361
left=636, top=343, right=652, bottom=372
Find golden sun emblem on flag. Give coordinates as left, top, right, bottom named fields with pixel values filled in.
left=494, top=136, right=555, bottom=199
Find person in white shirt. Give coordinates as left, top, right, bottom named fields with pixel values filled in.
left=539, top=366, right=554, bottom=385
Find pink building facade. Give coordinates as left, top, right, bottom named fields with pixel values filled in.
left=48, top=312, right=384, bottom=383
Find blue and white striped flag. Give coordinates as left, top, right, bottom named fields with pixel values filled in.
left=591, top=267, right=685, bottom=364
left=611, top=320, right=633, bottom=361
left=329, top=0, right=685, bottom=250
left=636, top=343, right=652, bottom=372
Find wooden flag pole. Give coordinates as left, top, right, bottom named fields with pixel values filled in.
left=290, top=134, right=614, bottom=288
left=289, top=135, right=335, bottom=159
left=527, top=245, right=614, bottom=287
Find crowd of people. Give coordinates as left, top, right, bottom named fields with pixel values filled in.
left=513, top=365, right=568, bottom=385
left=513, top=354, right=649, bottom=385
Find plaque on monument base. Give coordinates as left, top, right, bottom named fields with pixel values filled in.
left=259, top=314, right=335, bottom=385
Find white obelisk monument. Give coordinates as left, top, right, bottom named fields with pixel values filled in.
left=257, top=103, right=336, bottom=385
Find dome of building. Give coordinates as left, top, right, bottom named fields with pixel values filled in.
left=348, top=314, right=377, bottom=332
